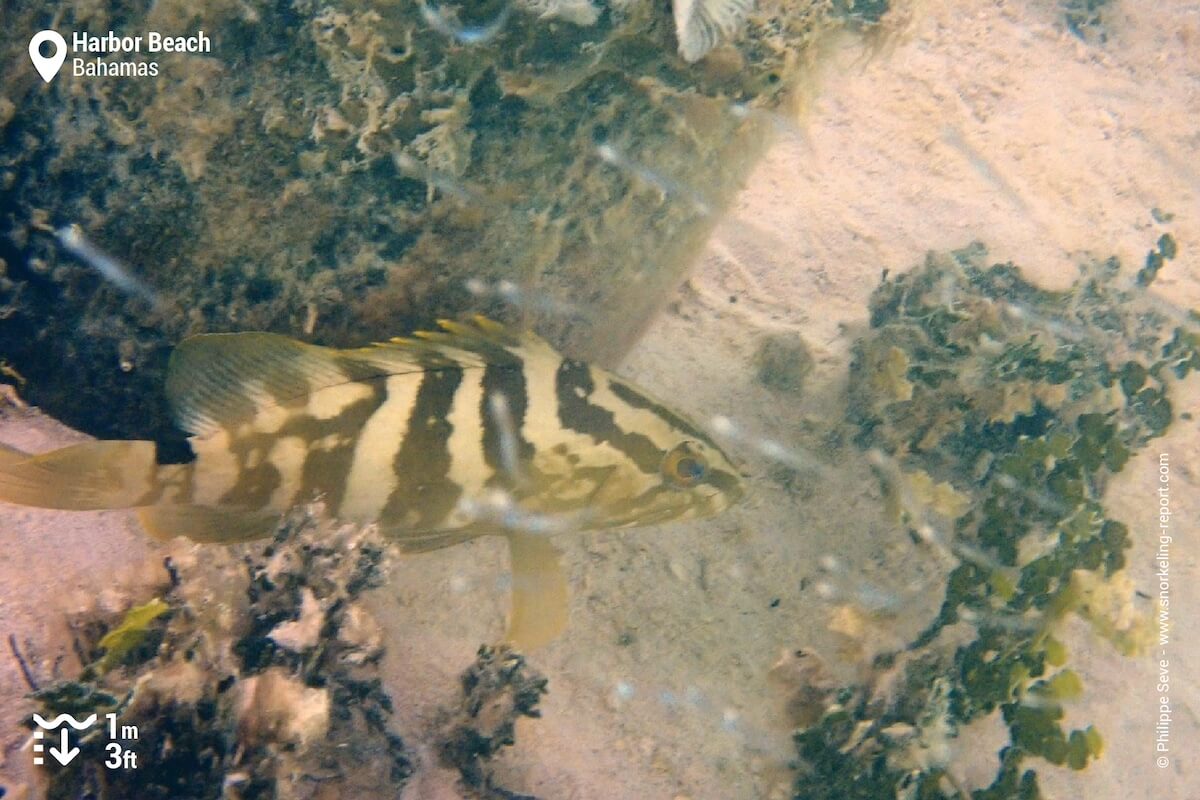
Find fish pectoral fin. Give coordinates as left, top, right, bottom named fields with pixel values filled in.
left=137, top=504, right=279, bottom=544
left=505, top=532, right=569, bottom=651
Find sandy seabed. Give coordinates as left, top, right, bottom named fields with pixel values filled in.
left=2, top=1, right=1198, bottom=797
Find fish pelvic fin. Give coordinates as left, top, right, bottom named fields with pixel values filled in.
left=505, top=532, right=568, bottom=651
left=0, top=441, right=162, bottom=510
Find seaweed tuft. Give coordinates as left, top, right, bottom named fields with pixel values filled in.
left=791, top=241, right=1196, bottom=799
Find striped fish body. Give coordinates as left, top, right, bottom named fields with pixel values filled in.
left=0, top=318, right=743, bottom=646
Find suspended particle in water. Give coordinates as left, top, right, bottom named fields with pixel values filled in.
left=709, top=414, right=827, bottom=476
left=488, top=391, right=525, bottom=485
left=464, top=277, right=577, bottom=317
left=55, top=224, right=158, bottom=304
left=419, top=0, right=511, bottom=44
left=595, top=142, right=712, bottom=216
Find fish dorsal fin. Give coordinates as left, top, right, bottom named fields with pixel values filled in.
left=167, top=317, right=552, bottom=437
left=166, top=333, right=387, bottom=437
left=359, top=315, right=556, bottom=370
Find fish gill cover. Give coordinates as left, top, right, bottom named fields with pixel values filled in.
left=0, top=0, right=876, bottom=446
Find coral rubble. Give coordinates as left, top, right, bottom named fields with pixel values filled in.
left=29, top=510, right=413, bottom=799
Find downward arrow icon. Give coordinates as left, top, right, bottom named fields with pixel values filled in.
left=48, top=728, right=79, bottom=766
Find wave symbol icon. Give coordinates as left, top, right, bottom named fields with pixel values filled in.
left=33, top=713, right=97, bottom=730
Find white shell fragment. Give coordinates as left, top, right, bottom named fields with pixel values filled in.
left=268, top=588, right=324, bottom=652
left=236, top=668, right=331, bottom=746
left=519, top=0, right=601, bottom=25
left=673, top=0, right=756, bottom=62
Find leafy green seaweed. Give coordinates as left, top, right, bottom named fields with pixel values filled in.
left=794, top=241, right=1196, bottom=799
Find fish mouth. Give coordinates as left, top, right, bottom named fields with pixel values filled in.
left=706, top=467, right=746, bottom=506
left=597, top=484, right=732, bottom=530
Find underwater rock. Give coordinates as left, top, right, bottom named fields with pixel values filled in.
left=0, top=0, right=880, bottom=444
left=754, top=331, right=814, bottom=394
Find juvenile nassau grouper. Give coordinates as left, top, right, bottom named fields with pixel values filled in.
left=0, top=317, right=742, bottom=647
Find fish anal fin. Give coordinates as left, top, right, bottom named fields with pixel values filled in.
left=137, top=505, right=278, bottom=544
left=505, top=533, right=568, bottom=650
left=383, top=528, right=482, bottom=554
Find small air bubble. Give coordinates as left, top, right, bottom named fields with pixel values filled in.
left=710, top=415, right=735, bottom=436
left=482, top=488, right=513, bottom=510
left=758, top=439, right=787, bottom=460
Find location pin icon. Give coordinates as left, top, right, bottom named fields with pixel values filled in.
left=29, top=30, right=67, bottom=83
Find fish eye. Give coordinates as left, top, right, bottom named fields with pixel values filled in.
left=662, top=442, right=708, bottom=487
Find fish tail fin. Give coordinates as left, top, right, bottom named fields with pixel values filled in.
left=0, top=441, right=31, bottom=468
left=0, top=440, right=161, bottom=510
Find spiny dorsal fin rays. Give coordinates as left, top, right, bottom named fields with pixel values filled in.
left=167, top=317, right=552, bottom=438
left=386, top=315, right=557, bottom=365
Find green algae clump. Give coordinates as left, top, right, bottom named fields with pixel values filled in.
left=790, top=241, right=1198, bottom=799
